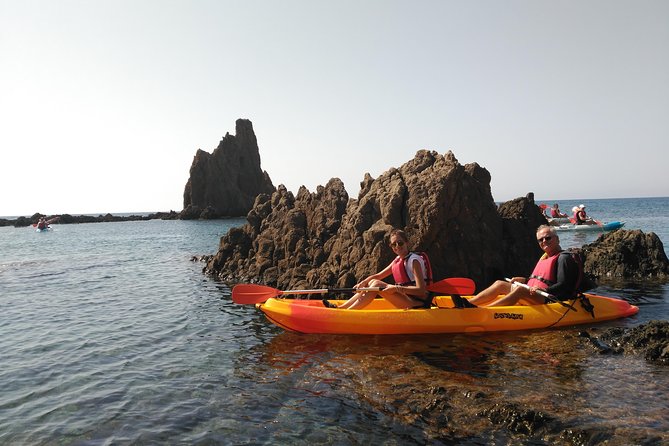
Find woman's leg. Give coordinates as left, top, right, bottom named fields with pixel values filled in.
left=338, top=291, right=377, bottom=309
left=336, top=279, right=387, bottom=309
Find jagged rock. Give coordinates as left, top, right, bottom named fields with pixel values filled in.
left=581, top=229, right=669, bottom=279
left=597, top=320, right=669, bottom=364
left=204, top=150, right=545, bottom=290
left=481, top=403, right=557, bottom=436
left=182, top=119, right=275, bottom=218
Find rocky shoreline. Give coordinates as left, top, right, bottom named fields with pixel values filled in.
left=0, top=211, right=182, bottom=228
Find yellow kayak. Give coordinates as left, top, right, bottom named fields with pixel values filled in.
left=256, top=294, right=639, bottom=334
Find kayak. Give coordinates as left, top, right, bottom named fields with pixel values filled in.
left=35, top=225, right=52, bottom=232
left=547, top=217, right=571, bottom=225
left=555, top=221, right=625, bottom=232
left=256, top=293, right=638, bottom=335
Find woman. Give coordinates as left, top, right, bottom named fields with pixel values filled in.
left=323, top=229, right=431, bottom=309
left=550, top=203, right=567, bottom=218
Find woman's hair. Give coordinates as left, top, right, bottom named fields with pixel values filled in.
left=389, top=228, right=408, bottom=242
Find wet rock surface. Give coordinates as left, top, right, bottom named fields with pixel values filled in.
left=582, top=320, right=669, bottom=364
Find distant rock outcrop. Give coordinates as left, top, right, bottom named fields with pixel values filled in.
left=182, top=119, right=275, bottom=218
left=204, top=150, right=548, bottom=290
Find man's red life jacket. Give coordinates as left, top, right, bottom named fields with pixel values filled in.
left=527, top=253, right=560, bottom=289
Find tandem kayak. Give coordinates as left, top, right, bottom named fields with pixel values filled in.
left=555, top=221, right=625, bottom=232
left=35, top=225, right=52, bottom=232
left=547, top=217, right=572, bottom=225
left=256, top=294, right=638, bottom=335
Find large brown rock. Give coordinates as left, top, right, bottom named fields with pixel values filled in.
left=204, top=150, right=547, bottom=290
left=582, top=229, right=669, bottom=279
left=182, top=119, right=275, bottom=218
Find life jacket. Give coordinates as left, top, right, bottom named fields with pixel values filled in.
left=391, top=251, right=433, bottom=286
left=527, top=253, right=560, bottom=289
left=575, top=210, right=587, bottom=224
left=528, top=249, right=594, bottom=297
left=37, top=221, right=47, bottom=229
left=550, top=208, right=560, bottom=217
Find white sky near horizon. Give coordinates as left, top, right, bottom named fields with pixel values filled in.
left=1, top=0, right=667, bottom=217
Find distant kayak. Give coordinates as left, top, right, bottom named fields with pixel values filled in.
left=555, top=221, right=625, bottom=232
left=547, top=217, right=572, bottom=225
left=35, top=225, right=52, bottom=232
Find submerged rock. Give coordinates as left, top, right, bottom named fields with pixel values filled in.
left=595, top=320, right=669, bottom=364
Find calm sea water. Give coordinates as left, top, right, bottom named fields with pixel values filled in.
left=1, top=198, right=668, bottom=445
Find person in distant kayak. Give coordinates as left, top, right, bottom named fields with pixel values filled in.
left=459, top=225, right=579, bottom=308
left=574, top=204, right=596, bottom=225
left=36, top=217, right=48, bottom=230
left=322, top=228, right=432, bottom=310
left=550, top=203, right=568, bottom=218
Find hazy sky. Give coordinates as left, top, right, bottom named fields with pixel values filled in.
left=1, top=0, right=667, bottom=217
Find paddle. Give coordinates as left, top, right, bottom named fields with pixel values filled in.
left=504, top=278, right=576, bottom=311
left=32, top=216, right=60, bottom=227
left=232, top=284, right=382, bottom=304
left=232, top=277, right=476, bottom=305
left=428, top=277, right=475, bottom=295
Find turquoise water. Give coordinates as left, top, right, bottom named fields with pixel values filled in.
left=1, top=199, right=668, bottom=444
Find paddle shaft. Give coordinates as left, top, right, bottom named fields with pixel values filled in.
left=281, top=287, right=382, bottom=296
left=505, top=278, right=576, bottom=311
left=232, top=278, right=476, bottom=305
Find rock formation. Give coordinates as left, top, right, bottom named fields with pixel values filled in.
left=182, top=119, right=275, bottom=218
left=204, top=150, right=548, bottom=290
left=203, top=147, right=669, bottom=290
left=582, top=229, right=669, bottom=279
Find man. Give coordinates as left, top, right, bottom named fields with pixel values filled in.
left=463, top=225, right=579, bottom=307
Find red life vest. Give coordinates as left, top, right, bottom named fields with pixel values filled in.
left=527, top=253, right=560, bottom=289
left=391, top=252, right=433, bottom=286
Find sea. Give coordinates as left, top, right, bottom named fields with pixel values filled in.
left=1, top=197, right=668, bottom=445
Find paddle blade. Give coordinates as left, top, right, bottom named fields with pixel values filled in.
left=428, top=277, right=476, bottom=295
left=232, top=284, right=283, bottom=304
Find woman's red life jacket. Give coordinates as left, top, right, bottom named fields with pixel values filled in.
left=527, top=253, right=560, bottom=289
left=391, top=252, right=433, bottom=286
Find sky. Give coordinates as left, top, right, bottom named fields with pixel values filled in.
left=1, top=0, right=667, bottom=217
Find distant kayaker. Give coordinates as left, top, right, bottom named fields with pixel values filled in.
left=460, top=225, right=579, bottom=307
left=550, top=203, right=568, bottom=218
left=574, top=204, right=595, bottom=225
left=322, top=228, right=432, bottom=310
left=36, top=217, right=48, bottom=230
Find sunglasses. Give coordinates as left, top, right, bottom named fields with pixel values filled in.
left=390, top=240, right=405, bottom=248
left=537, top=236, right=553, bottom=243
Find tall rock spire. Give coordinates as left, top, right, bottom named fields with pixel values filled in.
left=182, top=119, right=275, bottom=218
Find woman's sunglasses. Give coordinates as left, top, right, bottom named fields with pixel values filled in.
left=389, top=240, right=405, bottom=248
